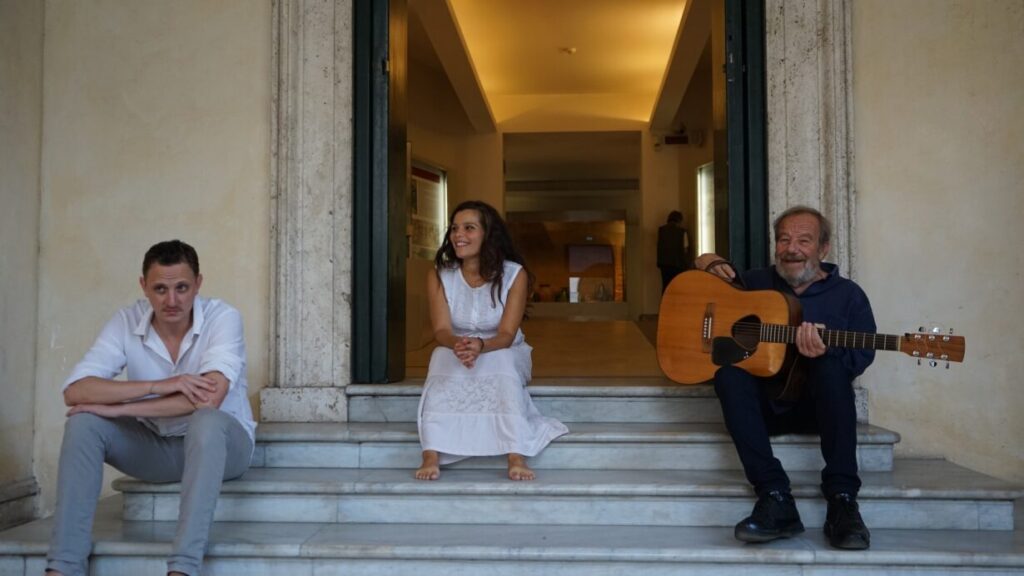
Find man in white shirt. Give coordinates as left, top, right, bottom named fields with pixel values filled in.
left=46, top=240, right=256, bottom=576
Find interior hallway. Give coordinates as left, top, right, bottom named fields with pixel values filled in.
left=406, top=317, right=664, bottom=380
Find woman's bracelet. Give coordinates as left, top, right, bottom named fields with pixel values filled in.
left=477, top=337, right=485, bottom=353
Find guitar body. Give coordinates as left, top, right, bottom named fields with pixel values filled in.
left=657, top=270, right=802, bottom=388
left=657, top=271, right=966, bottom=399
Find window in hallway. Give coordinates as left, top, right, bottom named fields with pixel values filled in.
left=409, top=162, right=448, bottom=260
left=696, top=161, right=715, bottom=255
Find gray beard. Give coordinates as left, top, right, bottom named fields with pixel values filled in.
left=775, top=259, right=818, bottom=287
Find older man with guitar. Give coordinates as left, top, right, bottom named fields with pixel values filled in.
left=692, top=205, right=875, bottom=550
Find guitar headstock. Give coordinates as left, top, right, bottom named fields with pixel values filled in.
left=899, top=326, right=965, bottom=367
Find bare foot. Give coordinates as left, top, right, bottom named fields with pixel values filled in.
left=507, top=453, right=535, bottom=481
left=415, top=450, right=440, bottom=480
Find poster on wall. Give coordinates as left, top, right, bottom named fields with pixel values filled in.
left=410, top=163, right=447, bottom=260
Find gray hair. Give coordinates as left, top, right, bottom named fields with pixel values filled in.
left=772, top=205, right=831, bottom=246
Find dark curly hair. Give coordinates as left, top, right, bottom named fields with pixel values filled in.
left=434, top=200, right=533, bottom=306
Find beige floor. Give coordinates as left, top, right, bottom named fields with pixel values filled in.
left=406, top=318, right=664, bottom=379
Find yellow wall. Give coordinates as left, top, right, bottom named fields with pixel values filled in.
left=0, top=0, right=43, bottom=490
left=32, top=0, right=272, bottom=512
left=853, top=0, right=1024, bottom=482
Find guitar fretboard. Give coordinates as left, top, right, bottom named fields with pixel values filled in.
left=759, top=324, right=901, bottom=351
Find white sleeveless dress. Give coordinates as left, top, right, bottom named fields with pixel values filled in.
left=418, top=261, right=569, bottom=465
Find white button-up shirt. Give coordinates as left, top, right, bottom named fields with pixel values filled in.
left=63, top=296, right=256, bottom=443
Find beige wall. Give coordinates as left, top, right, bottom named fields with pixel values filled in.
left=462, top=132, right=504, bottom=211
left=406, top=57, right=474, bottom=351
left=0, top=0, right=43, bottom=493
left=641, top=130, right=682, bottom=316
left=853, top=0, right=1024, bottom=482
left=673, top=48, right=714, bottom=259
left=33, top=0, right=272, bottom=513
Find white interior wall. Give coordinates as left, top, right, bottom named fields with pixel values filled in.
left=853, top=0, right=1024, bottom=482
left=33, top=0, right=273, bottom=513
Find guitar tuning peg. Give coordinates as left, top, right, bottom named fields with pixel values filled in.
left=929, top=360, right=938, bottom=368
left=945, top=362, right=950, bottom=369
left=918, top=326, right=925, bottom=332
left=917, top=359, right=922, bottom=366
left=949, top=328, right=954, bottom=335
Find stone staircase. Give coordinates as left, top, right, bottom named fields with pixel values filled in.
left=2, top=379, right=1023, bottom=575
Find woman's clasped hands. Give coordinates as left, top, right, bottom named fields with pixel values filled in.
left=453, top=336, right=484, bottom=368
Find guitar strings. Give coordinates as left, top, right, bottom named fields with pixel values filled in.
left=726, top=321, right=901, bottom=350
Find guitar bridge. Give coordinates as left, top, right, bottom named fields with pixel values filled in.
left=702, top=303, right=715, bottom=353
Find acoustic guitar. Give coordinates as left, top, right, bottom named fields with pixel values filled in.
left=657, top=270, right=966, bottom=400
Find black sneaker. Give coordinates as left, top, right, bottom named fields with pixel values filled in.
left=734, top=490, right=805, bottom=543
left=824, top=493, right=871, bottom=550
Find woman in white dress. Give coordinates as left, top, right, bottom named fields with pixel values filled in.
left=415, top=201, right=568, bottom=481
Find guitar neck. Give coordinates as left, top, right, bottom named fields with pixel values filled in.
left=761, top=324, right=901, bottom=351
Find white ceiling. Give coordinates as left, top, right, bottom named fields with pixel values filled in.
left=447, top=0, right=689, bottom=130
left=408, top=0, right=709, bottom=180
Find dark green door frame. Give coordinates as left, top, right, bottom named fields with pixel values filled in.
left=725, top=0, right=769, bottom=270
left=353, top=0, right=407, bottom=383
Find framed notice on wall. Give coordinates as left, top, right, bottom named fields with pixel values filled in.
left=409, top=162, right=447, bottom=260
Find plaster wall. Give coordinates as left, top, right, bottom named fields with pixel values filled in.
left=853, top=0, right=1024, bottom=482
left=0, top=0, right=43, bottom=493
left=33, top=0, right=272, bottom=513
left=461, top=132, right=504, bottom=212
left=641, top=130, right=682, bottom=316
left=673, top=48, right=714, bottom=267
left=407, top=58, right=474, bottom=352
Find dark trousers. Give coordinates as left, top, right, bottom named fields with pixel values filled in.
left=713, top=354, right=861, bottom=499
left=659, top=266, right=685, bottom=293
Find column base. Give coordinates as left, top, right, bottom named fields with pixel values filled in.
left=0, top=478, right=38, bottom=531
left=259, top=387, right=348, bottom=422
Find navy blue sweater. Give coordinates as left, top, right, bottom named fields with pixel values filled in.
left=740, top=263, right=877, bottom=377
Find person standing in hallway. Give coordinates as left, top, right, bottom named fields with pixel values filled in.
left=657, top=210, right=690, bottom=293
left=46, top=240, right=255, bottom=576
left=694, top=205, right=874, bottom=550
left=415, top=200, right=568, bottom=482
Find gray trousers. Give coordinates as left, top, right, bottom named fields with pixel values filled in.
left=46, top=408, right=253, bottom=576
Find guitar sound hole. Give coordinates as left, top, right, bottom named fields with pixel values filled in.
left=732, top=314, right=761, bottom=351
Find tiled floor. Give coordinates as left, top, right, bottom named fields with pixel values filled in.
left=407, top=318, right=662, bottom=378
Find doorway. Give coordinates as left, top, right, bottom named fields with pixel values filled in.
left=353, top=0, right=767, bottom=382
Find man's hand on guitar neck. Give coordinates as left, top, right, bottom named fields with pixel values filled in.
left=796, top=322, right=827, bottom=358
left=695, top=253, right=737, bottom=281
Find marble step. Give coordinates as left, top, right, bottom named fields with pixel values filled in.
left=3, top=498, right=1023, bottom=576
left=114, top=459, right=1022, bottom=530
left=251, top=421, right=898, bottom=472
left=347, top=380, right=871, bottom=423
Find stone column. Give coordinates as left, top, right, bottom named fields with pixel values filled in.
left=766, top=0, right=865, bottom=419
left=260, top=0, right=353, bottom=422
left=765, top=0, right=857, bottom=277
